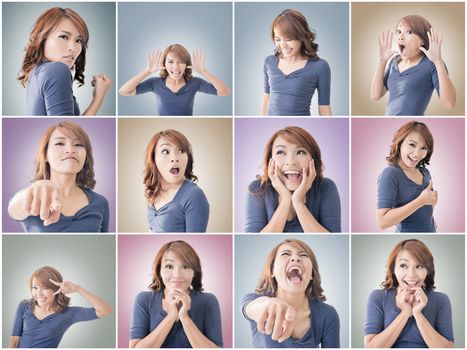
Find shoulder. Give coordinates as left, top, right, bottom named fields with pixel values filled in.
left=34, top=61, right=71, bottom=84
left=312, top=297, right=339, bottom=319
left=16, top=299, right=31, bottom=312
left=84, top=188, right=108, bottom=206
left=316, top=177, right=338, bottom=190
left=134, top=290, right=159, bottom=305
left=379, top=165, right=400, bottom=178
left=248, top=179, right=263, bottom=193
left=180, top=180, right=206, bottom=198
left=419, top=166, right=431, bottom=177
left=311, top=57, right=330, bottom=70
left=427, top=290, right=451, bottom=305
left=264, top=55, right=276, bottom=66
left=191, top=291, right=219, bottom=304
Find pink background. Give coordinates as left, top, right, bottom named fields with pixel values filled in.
left=351, top=118, right=465, bottom=232
left=118, top=235, right=233, bottom=347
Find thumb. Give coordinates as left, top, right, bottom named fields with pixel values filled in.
left=419, top=47, right=428, bottom=55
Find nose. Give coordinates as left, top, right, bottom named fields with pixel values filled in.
left=68, top=41, right=80, bottom=53
left=290, top=255, right=301, bottom=262
left=285, top=153, right=297, bottom=165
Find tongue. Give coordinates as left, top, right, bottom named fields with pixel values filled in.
left=170, top=168, right=179, bottom=175
left=286, top=174, right=300, bottom=181
left=289, top=275, right=301, bottom=283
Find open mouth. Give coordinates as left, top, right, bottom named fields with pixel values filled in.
left=170, top=166, right=180, bottom=175
left=398, top=44, right=406, bottom=55
left=407, top=155, right=419, bottom=165
left=283, top=170, right=302, bottom=182
left=287, top=266, right=303, bottom=283
left=403, top=280, right=420, bottom=289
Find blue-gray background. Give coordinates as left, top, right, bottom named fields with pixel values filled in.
left=235, top=235, right=349, bottom=347
left=2, top=235, right=116, bottom=347
left=118, top=2, right=232, bottom=116
left=351, top=235, right=465, bottom=348
left=2, top=2, right=116, bottom=116
left=235, top=2, right=349, bottom=116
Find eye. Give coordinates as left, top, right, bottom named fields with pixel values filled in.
left=178, top=149, right=185, bottom=154
left=421, top=146, right=428, bottom=151
left=75, top=143, right=84, bottom=147
left=299, top=253, right=309, bottom=258
left=76, top=38, right=83, bottom=44
left=32, top=286, right=37, bottom=290
left=275, top=150, right=285, bottom=156
left=408, top=143, right=416, bottom=148
left=164, top=264, right=173, bottom=269
left=54, top=142, right=65, bottom=146
left=400, top=263, right=407, bottom=269
left=280, top=251, right=291, bottom=256
left=406, top=30, right=412, bottom=34
left=182, top=265, right=191, bottom=270
left=416, top=265, right=425, bottom=270
left=297, top=150, right=307, bottom=156
left=59, top=34, right=69, bottom=40
left=161, top=149, right=169, bottom=155
left=396, top=30, right=401, bottom=34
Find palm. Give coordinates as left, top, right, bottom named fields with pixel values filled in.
left=147, top=50, right=163, bottom=73
left=421, top=28, right=443, bottom=63
left=191, top=49, right=205, bottom=74
left=379, top=30, right=397, bottom=61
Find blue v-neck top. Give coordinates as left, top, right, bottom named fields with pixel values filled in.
left=263, top=54, right=331, bottom=116
left=136, top=77, right=217, bottom=116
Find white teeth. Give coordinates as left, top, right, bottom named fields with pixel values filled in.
left=287, top=266, right=303, bottom=275
left=284, top=170, right=300, bottom=175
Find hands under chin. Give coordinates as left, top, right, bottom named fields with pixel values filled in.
left=163, top=288, right=192, bottom=320
left=396, top=287, right=428, bottom=317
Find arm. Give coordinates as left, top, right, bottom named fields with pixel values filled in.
left=190, top=49, right=230, bottom=96
left=377, top=180, right=437, bottom=230
left=180, top=316, right=218, bottom=348
left=370, top=30, right=397, bottom=100
left=119, top=50, right=163, bottom=96
left=364, top=312, right=411, bottom=348
left=8, top=337, right=20, bottom=348
left=50, top=280, right=112, bottom=318
left=261, top=93, right=270, bottom=115
left=317, top=60, right=332, bottom=115
left=130, top=314, right=177, bottom=348
left=82, top=74, right=112, bottom=116
left=321, top=307, right=340, bottom=348
left=184, top=187, right=210, bottom=232
left=420, top=28, right=456, bottom=109
left=294, top=203, right=328, bottom=232
left=318, top=105, right=332, bottom=116
left=413, top=313, right=454, bottom=347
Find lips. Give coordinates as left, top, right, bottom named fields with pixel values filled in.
left=170, top=166, right=180, bottom=175
left=403, top=280, right=421, bottom=289
left=398, top=44, right=406, bottom=55
left=62, top=156, right=78, bottom=162
left=283, top=170, right=302, bottom=183
left=407, top=155, right=419, bottom=166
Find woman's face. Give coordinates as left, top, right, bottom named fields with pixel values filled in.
left=396, top=21, right=423, bottom=60
left=272, top=243, right=313, bottom=295
left=394, top=250, right=428, bottom=291
left=273, top=28, right=302, bottom=58
left=154, top=137, right=188, bottom=186
left=164, top=52, right=187, bottom=82
left=271, top=136, right=312, bottom=191
left=398, top=132, right=428, bottom=169
left=46, top=128, right=86, bottom=176
left=44, top=18, right=83, bottom=69
left=160, top=250, right=194, bottom=291
left=31, top=278, right=56, bottom=307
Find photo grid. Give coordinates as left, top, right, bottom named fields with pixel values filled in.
left=0, top=0, right=465, bottom=348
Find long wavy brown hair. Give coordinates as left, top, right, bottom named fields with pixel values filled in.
left=29, top=266, right=70, bottom=312
left=159, top=44, right=193, bottom=81
left=386, top=121, right=434, bottom=168
left=256, top=239, right=326, bottom=300
left=34, top=122, right=95, bottom=189
left=271, top=9, right=319, bottom=60
left=382, top=239, right=435, bottom=291
left=143, top=129, right=197, bottom=204
left=149, top=240, right=203, bottom=292
left=18, top=7, right=89, bottom=87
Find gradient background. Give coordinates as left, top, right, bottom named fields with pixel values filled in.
left=118, top=2, right=232, bottom=116
left=2, top=2, right=116, bottom=116
left=351, top=235, right=465, bottom=348
left=2, top=235, right=116, bottom=347
left=351, top=118, right=464, bottom=232
left=235, top=2, right=349, bottom=116
left=118, top=118, right=232, bottom=232
left=2, top=118, right=116, bottom=232
left=235, top=118, right=349, bottom=232
left=235, top=234, right=349, bottom=347
left=351, top=2, right=465, bottom=116
left=118, top=234, right=232, bottom=347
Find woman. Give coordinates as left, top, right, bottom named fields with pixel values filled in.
left=262, top=9, right=331, bottom=116
left=370, top=15, right=456, bottom=116
left=241, top=238, right=339, bottom=347
left=364, top=239, right=454, bottom=347
left=8, top=122, right=110, bottom=232
left=245, top=126, right=341, bottom=232
left=143, top=129, right=209, bottom=232
left=129, top=240, right=223, bottom=348
left=377, top=121, right=437, bottom=232
left=19, top=7, right=112, bottom=116
left=119, top=44, right=230, bottom=116
left=8, top=266, right=112, bottom=348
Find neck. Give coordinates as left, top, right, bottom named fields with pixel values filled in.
left=167, top=76, right=185, bottom=85
left=398, top=161, right=418, bottom=173
left=49, top=173, right=79, bottom=197
left=36, top=302, right=55, bottom=312
left=161, top=179, right=184, bottom=193
left=402, top=53, right=423, bottom=65
left=282, top=53, right=305, bottom=63
left=276, top=289, right=309, bottom=311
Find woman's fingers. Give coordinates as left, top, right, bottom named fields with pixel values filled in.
left=264, top=304, right=276, bottom=334
left=271, top=307, right=285, bottom=340
left=278, top=306, right=296, bottom=342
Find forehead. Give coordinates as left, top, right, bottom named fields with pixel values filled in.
left=272, top=135, right=302, bottom=148
left=396, top=249, right=418, bottom=263
left=403, top=132, right=426, bottom=146
left=52, top=18, right=81, bottom=35
left=156, top=136, right=177, bottom=148
left=166, top=52, right=184, bottom=61
left=49, top=127, right=79, bottom=141
left=162, top=250, right=184, bottom=263
left=276, top=242, right=308, bottom=254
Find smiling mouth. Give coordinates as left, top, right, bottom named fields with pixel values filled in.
left=170, top=166, right=180, bottom=175
left=407, top=155, right=420, bottom=165
left=287, top=266, right=303, bottom=283
left=403, top=280, right=420, bottom=289
left=283, top=170, right=302, bottom=182
left=62, top=156, right=78, bottom=162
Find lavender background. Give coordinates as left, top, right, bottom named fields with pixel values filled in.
left=2, top=118, right=116, bottom=232
left=235, top=118, right=349, bottom=232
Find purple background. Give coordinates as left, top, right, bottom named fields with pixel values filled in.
left=2, top=118, right=116, bottom=232
left=235, top=118, right=349, bottom=232
left=118, top=234, right=233, bottom=348
left=351, top=118, right=465, bottom=232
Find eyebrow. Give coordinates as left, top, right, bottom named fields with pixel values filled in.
left=158, top=143, right=172, bottom=148
left=398, top=258, right=409, bottom=262
left=59, top=30, right=83, bottom=39
left=164, top=258, right=175, bottom=262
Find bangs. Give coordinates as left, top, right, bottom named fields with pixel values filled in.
left=274, top=19, right=299, bottom=41
left=167, top=46, right=190, bottom=64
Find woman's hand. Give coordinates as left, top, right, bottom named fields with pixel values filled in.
left=49, top=279, right=79, bottom=295
left=395, top=289, right=413, bottom=317
left=188, top=49, right=206, bottom=74
left=163, top=289, right=182, bottom=319
left=147, top=50, right=164, bottom=74
left=378, top=30, right=398, bottom=63
left=412, top=287, right=428, bottom=316
left=23, top=180, right=62, bottom=225
left=91, top=74, right=112, bottom=100
left=176, top=289, right=192, bottom=318
left=417, top=180, right=438, bottom=206
left=268, top=159, right=292, bottom=204
left=420, top=27, right=443, bottom=64
left=292, top=159, right=316, bottom=207
left=255, top=298, right=296, bottom=343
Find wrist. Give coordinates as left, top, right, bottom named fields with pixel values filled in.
left=433, top=58, right=445, bottom=67
left=179, top=313, right=190, bottom=323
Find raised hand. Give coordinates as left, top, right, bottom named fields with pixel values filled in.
left=188, top=49, right=206, bottom=74
left=292, top=159, right=316, bottom=206
left=395, top=288, right=413, bottom=317
left=419, top=27, right=443, bottom=64
left=268, top=159, right=292, bottom=204
left=418, top=180, right=438, bottom=206
left=378, top=30, right=397, bottom=62
left=412, top=287, right=428, bottom=316
left=23, top=180, right=62, bottom=226
left=91, top=74, right=112, bottom=99
left=146, top=50, right=164, bottom=74
left=49, top=279, right=79, bottom=295
left=256, top=298, right=296, bottom=343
